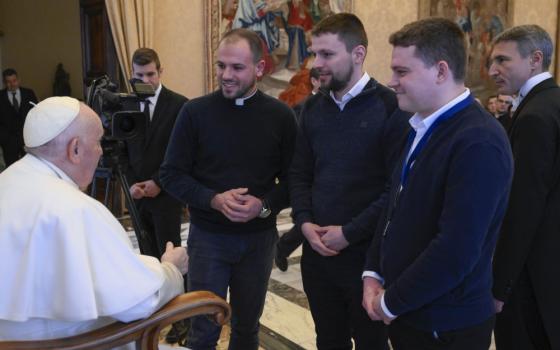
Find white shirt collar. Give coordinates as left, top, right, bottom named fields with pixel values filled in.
left=518, top=71, right=552, bottom=101
left=147, top=83, right=162, bottom=105
left=408, top=88, right=471, bottom=133
left=405, top=89, right=471, bottom=161
left=7, top=89, right=20, bottom=101
left=235, top=86, right=258, bottom=106
left=329, top=72, right=370, bottom=111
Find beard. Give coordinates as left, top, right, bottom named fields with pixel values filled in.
left=323, top=64, right=354, bottom=93
left=220, top=77, right=257, bottom=100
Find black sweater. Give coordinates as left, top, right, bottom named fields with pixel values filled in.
left=160, top=90, right=297, bottom=234
left=289, top=79, right=410, bottom=256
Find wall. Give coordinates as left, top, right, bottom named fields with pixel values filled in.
left=153, top=0, right=205, bottom=99
left=1, top=0, right=557, bottom=100
left=513, top=0, right=558, bottom=75
left=355, top=0, right=419, bottom=85
left=154, top=0, right=420, bottom=98
left=0, top=0, right=83, bottom=100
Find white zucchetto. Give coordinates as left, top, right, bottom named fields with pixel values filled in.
left=23, top=96, right=80, bottom=148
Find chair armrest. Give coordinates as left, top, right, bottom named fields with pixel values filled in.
left=0, top=291, right=231, bottom=350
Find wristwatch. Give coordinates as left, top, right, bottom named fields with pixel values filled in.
left=258, top=199, right=271, bottom=218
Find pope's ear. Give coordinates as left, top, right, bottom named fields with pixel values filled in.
left=67, top=137, right=80, bottom=164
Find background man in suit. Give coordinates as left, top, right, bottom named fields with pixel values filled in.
left=127, top=48, right=187, bottom=258
left=290, top=13, right=409, bottom=349
left=486, top=95, right=498, bottom=115
left=0, top=68, right=38, bottom=167
left=489, top=25, right=560, bottom=350
left=362, top=18, right=513, bottom=350
left=125, top=48, right=188, bottom=343
left=495, top=93, right=514, bottom=131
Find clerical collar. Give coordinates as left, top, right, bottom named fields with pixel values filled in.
left=235, top=87, right=258, bottom=106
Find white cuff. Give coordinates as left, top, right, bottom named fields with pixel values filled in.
left=362, top=270, right=385, bottom=285
left=380, top=292, right=397, bottom=318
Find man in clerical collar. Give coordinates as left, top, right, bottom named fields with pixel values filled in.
left=362, top=18, right=513, bottom=350
left=160, top=28, right=296, bottom=350
left=490, top=24, right=560, bottom=350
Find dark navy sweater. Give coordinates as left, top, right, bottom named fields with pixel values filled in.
left=290, top=79, right=410, bottom=258
left=160, top=90, right=297, bottom=234
left=365, top=100, right=513, bottom=332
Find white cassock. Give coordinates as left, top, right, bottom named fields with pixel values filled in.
left=0, top=154, right=184, bottom=350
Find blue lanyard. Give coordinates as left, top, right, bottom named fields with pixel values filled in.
left=400, top=95, right=473, bottom=188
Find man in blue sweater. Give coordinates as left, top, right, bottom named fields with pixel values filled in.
left=362, top=18, right=513, bottom=350
left=160, top=28, right=296, bottom=350
left=289, top=13, right=410, bottom=350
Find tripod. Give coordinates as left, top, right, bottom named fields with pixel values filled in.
left=90, top=141, right=155, bottom=256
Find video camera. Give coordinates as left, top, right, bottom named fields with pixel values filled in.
left=85, top=75, right=155, bottom=140
left=85, top=76, right=155, bottom=252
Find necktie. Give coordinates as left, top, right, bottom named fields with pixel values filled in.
left=12, top=92, right=19, bottom=112
left=144, top=100, right=151, bottom=122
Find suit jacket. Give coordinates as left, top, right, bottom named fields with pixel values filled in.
left=366, top=99, right=513, bottom=332
left=0, top=87, right=38, bottom=138
left=492, top=78, right=560, bottom=347
left=126, top=85, right=187, bottom=212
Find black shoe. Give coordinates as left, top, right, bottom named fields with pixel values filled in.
left=165, top=319, right=189, bottom=344
left=275, top=250, right=289, bottom=272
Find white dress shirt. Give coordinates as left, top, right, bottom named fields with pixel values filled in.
left=329, top=72, right=370, bottom=111
left=511, top=71, right=553, bottom=111
left=142, top=83, right=162, bottom=121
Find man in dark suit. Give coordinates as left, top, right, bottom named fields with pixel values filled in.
left=0, top=68, right=38, bottom=167
left=126, top=48, right=187, bottom=259
left=125, top=48, right=188, bottom=344
left=362, top=18, right=513, bottom=350
left=489, top=25, right=560, bottom=350
left=495, top=94, right=514, bottom=131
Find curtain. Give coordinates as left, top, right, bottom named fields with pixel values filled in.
left=105, top=0, right=154, bottom=92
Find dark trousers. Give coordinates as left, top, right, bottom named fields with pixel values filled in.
left=277, top=224, right=304, bottom=258
left=186, top=224, right=277, bottom=350
left=0, top=136, right=24, bottom=167
left=389, top=316, right=495, bottom=350
left=301, top=243, right=388, bottom=350
left=137, top=198, right=182, bottom=258
left=495, top=268, right=551, bottom=350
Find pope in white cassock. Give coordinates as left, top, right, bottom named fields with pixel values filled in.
left=0, top=97, right=188, bottom=349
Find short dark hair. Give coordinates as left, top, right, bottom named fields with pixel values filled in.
left=311, top=13, right=368, bottom=52
left=2, top=68, right=18, bottom=81
left=132, top=48, right=161, bottom=70
left=493, top=25, right=553, bottom=70
left=220, top=28, right=263, bottom=63
left=389, top=17, right=467, bottom=82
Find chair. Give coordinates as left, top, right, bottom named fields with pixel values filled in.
left=0, top=291, right=230, bottom=350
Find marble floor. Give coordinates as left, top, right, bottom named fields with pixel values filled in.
left=125, top=210, right=496, bottom=350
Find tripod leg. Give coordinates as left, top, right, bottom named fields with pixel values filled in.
left=116, top=168, right=157, bottom=256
